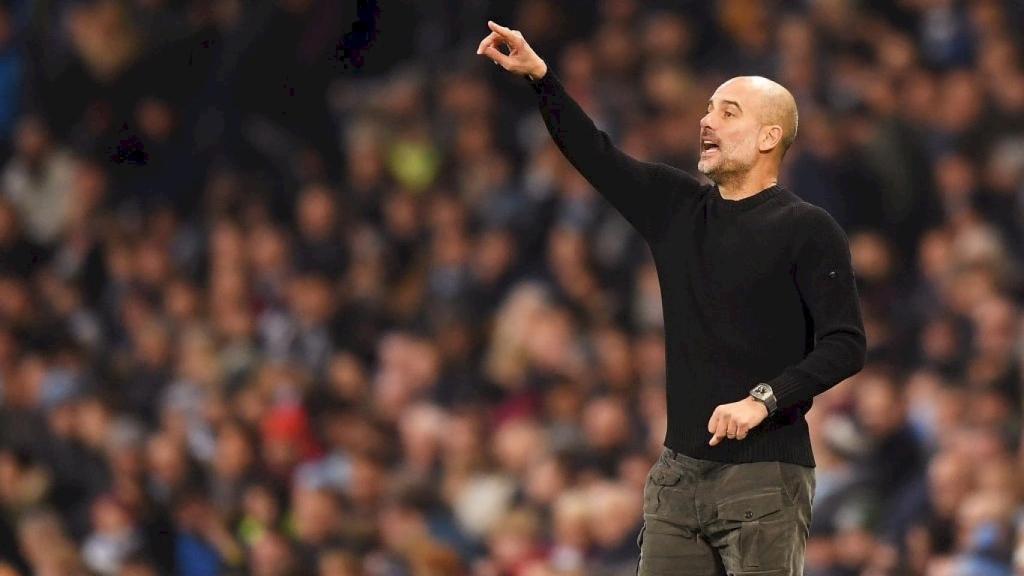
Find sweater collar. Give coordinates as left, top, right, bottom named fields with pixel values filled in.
left=711, top=184, right=781, bottom=215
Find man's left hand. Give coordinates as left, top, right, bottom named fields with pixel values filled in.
left=708, top=396, right=769, bottom=446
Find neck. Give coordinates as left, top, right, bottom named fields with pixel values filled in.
left=715, top=165, right=780, bottom=201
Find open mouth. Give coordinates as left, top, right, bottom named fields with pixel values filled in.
left=700, top=140, right=720, bottom=154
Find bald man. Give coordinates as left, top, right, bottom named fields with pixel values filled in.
left=479, top=21, right=865, bottom=576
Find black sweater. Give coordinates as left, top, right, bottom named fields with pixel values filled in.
left=528, top=70, right=866, bottom=467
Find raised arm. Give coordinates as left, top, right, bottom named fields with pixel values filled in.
left=477, top=20, right=702, bottom=241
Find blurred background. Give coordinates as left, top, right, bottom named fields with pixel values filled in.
left=0, top=0, right=1022, bottom=575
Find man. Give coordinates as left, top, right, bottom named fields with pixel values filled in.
left=478, top=19, right=866, bottom=576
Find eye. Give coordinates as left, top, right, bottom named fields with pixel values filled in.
left=724, top=110, right=735, bottom=118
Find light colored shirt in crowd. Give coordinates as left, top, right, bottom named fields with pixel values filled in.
left=3, top=148, right=75, bottom=244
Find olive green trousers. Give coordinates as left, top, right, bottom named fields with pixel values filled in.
left=636, top=447, right=815, bottom=575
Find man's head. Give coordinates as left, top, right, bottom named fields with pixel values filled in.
left=697, top=76, right=799, bottom=183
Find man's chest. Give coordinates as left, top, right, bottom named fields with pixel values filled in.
left=655, top=211, right=799, bottom=306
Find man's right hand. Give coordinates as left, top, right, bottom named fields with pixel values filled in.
left=476, top=20, right=547, bottom=80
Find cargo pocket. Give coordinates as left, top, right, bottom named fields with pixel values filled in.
left=644, top=463, right=682, bottom=516
left=716, top=489, right=786, bottom=571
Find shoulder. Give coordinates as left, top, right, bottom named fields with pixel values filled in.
left=778, top=194, right=848, bottom=243
left=773, top=195, right=850, bottom=262
left=801, top=204, right=849, bottom=245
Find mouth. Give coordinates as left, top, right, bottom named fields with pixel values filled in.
left=700, top=139, right=720, bottom=156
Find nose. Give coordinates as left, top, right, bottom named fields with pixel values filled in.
left=700, top=112, right=713, bottom=131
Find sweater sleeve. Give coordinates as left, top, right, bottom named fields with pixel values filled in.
left=526, top=70, right=702, bottom=241
left=766, top=206, right=867, bottom=410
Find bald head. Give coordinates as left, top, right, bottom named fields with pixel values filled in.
left=699, top=76, right=799, bottom=183
left=720, top=76, right=799, bottom=155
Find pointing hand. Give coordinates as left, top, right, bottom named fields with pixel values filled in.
left=476, top=20, right=547, bottom=80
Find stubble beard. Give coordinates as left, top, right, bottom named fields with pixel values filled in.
left=697, top=157, right=719, bottom=179
left=698, top=141, right=756, bottom=186
left=699, top=155, right=743, bottom=185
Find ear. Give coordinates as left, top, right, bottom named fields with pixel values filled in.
left=758, top=125, right=783, bottom=153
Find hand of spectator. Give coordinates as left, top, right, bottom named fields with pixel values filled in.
left=476, top=20, right=548, bottom=80
left=707, top=397, right=769, bottom=446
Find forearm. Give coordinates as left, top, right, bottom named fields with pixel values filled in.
left=767, top=328, right=866, bottom=410
left=527, top=69, right=653, bottom=196
left=526, top=68, right=699, bottom=240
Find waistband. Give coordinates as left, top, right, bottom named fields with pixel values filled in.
left=660, top=446, right=725, bottom=473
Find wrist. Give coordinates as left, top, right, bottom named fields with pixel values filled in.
left=528, top=61, right=547, bottom=81
left=748, top=383, right=777, bottom=416
left=747, top=396, right=769, bottom=417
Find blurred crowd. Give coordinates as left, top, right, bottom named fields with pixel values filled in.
left=0, top=0, right=1022, bottom=575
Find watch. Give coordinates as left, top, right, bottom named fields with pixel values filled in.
left=749, top=383, right=777, bottom=416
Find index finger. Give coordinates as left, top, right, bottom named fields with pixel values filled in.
left=709, top=416, right=727, bottom=446
left=487, top=20, right=519, bottom=44
left=709, top=428, right=725, bottom=446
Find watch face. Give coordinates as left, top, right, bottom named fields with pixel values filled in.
left=753, top=384, right=768, bottom=396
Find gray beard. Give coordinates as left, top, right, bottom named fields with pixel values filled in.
left=699, top=156, right=752, bottom=186
left=698, top=162, right=734, bottom=185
